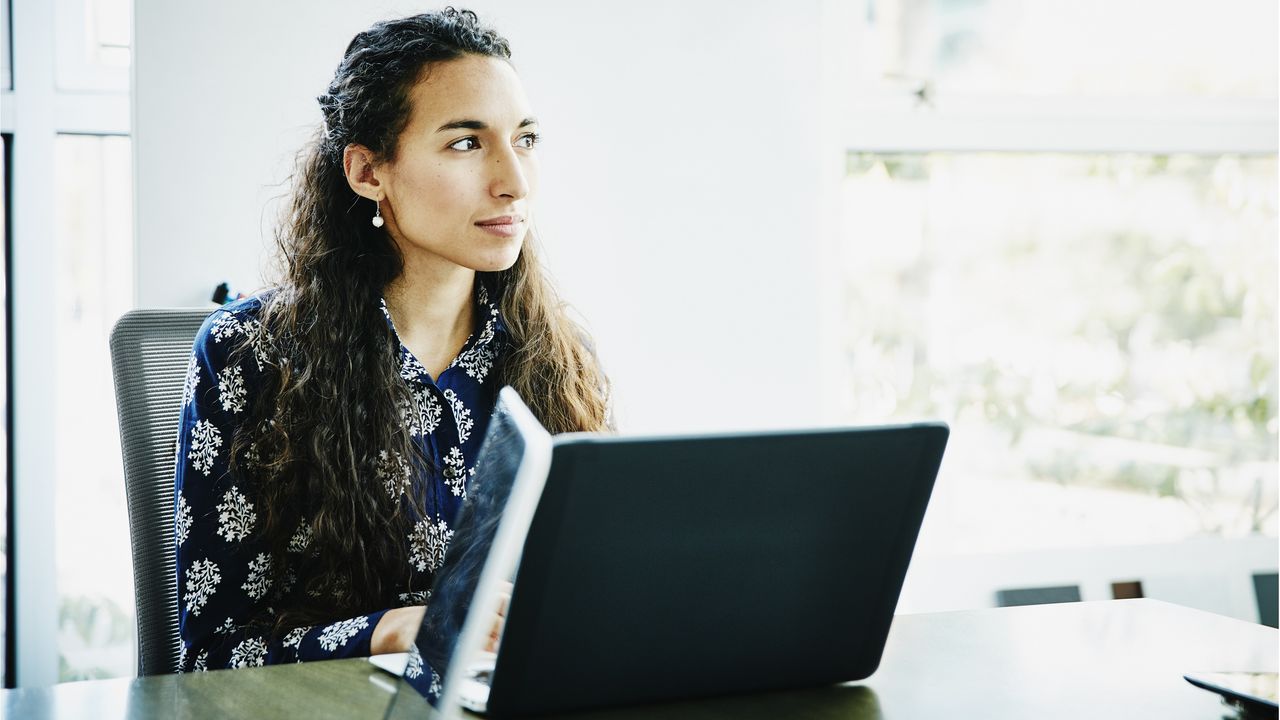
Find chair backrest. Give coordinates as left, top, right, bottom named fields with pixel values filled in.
left=109, top=308, right=211, bottom=676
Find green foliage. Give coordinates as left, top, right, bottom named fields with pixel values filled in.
left=58, top=594, right=133, bottom=682
left=843, top=152, right=1277, bottom=536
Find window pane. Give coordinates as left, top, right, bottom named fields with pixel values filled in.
left=841, top=152, right=1278, bottom=554
left=55, top=0, right=131, bottom=92
left=54, top=134, right=134, bottom=680
left=1, top=134, right=9, bottom=685
left=91, top=0, right=131, bottom=68
left=1, top=0, right=11, bottom=91
left=867, top=0, right=1278, bottom=99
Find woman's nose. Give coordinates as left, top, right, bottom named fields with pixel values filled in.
left=490, top=147, right=529, bottom=200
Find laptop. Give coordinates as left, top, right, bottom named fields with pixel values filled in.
left=388, top=387, right=949, bottom=717
left=375, top=387, right=553, bottom=702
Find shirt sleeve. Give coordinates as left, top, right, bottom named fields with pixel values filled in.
left=173, top=306, right=387, bottom=670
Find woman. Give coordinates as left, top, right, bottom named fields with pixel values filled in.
left=173, top=8, right=611, bottom=673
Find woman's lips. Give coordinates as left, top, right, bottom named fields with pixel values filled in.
left=475, top=216, right=524, bottom=237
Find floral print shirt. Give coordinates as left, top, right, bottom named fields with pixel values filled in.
left=173, top=279, right=507, bottom=672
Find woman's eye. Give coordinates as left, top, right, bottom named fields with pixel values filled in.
left=448, top=137, right=480, bottom=151
left=516, top=132, right=541, bottom=149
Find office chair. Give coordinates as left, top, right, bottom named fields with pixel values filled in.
left=109, top=308, right=211, bottom=676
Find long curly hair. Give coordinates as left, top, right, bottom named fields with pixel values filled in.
left=226, top=8, right=611, bottom=633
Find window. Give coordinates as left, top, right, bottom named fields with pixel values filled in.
left=53, top=133, right=133, bottom=680
left=858, top=0, right=1276, bottom=99
left=7, top=0, right=134, bottom=686
left=1, top=132, right=10, bottom=686
left=841, top=152, right=1277, bottom=553
left=1, top=0, right=11, bottom=91
left=54, top=0, right=130, bottom=92
left=837, top=0, right=1277, bottom=581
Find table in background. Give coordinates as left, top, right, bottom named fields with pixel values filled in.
left=7, top=599, right=1277, bottom=719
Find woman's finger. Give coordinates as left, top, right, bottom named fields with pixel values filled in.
left=495, top=581, right=514, bottom=617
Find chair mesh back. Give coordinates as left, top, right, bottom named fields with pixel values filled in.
left=109, top=308, right=211, bottom=676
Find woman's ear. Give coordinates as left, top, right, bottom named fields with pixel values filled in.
left=343, top=143, right=384, bottom=201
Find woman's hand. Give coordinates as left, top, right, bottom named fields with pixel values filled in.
left=483, top=582, right=513, bottom=654
left=371, top=605, right=427, bottom=655
left=371, top=581, right=511, bottom=657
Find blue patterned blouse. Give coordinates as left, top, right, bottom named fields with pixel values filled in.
left=173, top=278, right=507, bottom=675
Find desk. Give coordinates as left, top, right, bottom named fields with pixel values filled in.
left=7, top=599, right=1276, bottom=719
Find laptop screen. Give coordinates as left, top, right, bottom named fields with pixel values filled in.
left=385, top=388, right=551, bottom=715
left=421, top=396, right=525, bottom=689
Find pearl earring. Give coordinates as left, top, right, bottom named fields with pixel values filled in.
left=372, top=201, right=385, bottom=228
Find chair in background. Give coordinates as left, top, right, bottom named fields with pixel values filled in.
left=1254, top=572, right=1278, bottom=628
left=109, top=308, right=211, bottom=676
left=995, top=585, right=1082, bottom=607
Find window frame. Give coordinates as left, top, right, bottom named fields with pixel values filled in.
left=845, top=94, right=1278, bottom=155
left=6, top=0, right=132, bottom=689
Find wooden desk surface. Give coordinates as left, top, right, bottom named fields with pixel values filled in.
left=7, top=599, right=1277, bottom=719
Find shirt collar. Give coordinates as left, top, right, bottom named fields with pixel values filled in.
left=379, top=275, right=508, bottom=372
left=475, top=272, right=510, bottom=343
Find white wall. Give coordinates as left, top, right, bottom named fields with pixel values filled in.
left=134, top=0, right=842, bottom=433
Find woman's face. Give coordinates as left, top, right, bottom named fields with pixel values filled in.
left=377, top=54, right=539, bottom=273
